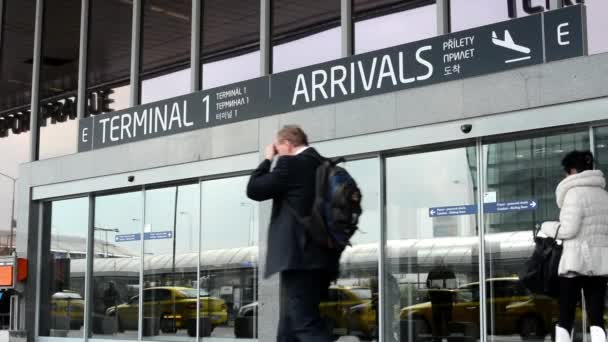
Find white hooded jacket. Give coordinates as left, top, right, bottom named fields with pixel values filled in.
left=541, top=170, right=608, bottom=277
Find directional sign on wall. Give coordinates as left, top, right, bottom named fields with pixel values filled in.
left=78, top=5, right=587, bottom=152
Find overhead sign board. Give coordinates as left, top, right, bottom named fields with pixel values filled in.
left=79, top=5, right=586, bottom=152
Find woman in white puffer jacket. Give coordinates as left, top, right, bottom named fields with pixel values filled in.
left=541, top=151, right=608, bottom=342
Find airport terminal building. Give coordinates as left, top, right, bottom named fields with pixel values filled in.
left=1, top=0, right=608, bottom=341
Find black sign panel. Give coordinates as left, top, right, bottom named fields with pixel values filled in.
left=544, top=5, right=586, bottom=63
left=80, top=77, right=269, bottom=150
left=78, top=6, right=586, bottom=152
left=272, top=14, right=543, bottom=113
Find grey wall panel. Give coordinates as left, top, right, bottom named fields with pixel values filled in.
left=279, top=105, right=337, bottom=143
left=538, top=54, right=608, bottom=106
left=210, top=119, right=259, bottom=158
left=335, top=92, right=397, bottom=138
left=395, top=80, right=465, bottom=128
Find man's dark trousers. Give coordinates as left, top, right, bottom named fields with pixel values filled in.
left=278, top=270, right=332, bottom=342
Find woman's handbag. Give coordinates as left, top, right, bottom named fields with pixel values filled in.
left=518, top=224, right=563, bottom=298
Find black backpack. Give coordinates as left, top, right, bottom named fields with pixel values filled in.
left=287, top=157, right=363, bottom=251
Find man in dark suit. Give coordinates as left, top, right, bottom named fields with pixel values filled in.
left=247, top=125, right=339, bottom=342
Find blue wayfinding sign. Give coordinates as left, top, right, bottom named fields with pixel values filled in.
left=429, top=205, right=478, bottom=217
left=115, top=231, right=174, bottom=242
left=115, top=233, right=141, bottom=242
left=487, top=199, right=538, bottom=213
left=145, top=231, right=173, bottom=240
left=429, top=199, right=538, bottom=217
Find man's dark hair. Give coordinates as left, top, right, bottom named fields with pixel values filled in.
left=277, top=125, right=308, bottom=147
left=562, top=150, right=594, bottom=173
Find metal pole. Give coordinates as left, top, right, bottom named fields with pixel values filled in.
left=29, top=0, right=44, bottom=161
left=260, top=0, right=272, bottom=76
left=191, top=0, right=202, bottom=91
left=341, top=0, right=353, bottom=57
left=77, top=0, right=90, bottom=119
left=476, top=138, right=488, bottom=342
left=437, top=0, right=451, bottom=34
left=378, top=155, right=387, bottom=341
left=130, top=0, right=142, bottom=106
left=172, top=186, right=179, bottom=273
left=84, top=195, right=94, bottom=340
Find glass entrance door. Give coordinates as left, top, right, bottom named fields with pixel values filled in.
left=482, top=130, right=590, bottom=342
left=384, top=146, right=481, bottom=342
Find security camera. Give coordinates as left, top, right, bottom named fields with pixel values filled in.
left=128, top=176, right=135, bottom=182
left=460, top=124, right=473, bottom=134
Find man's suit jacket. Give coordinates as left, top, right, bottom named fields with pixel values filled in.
left=247, top=147, right=340, bottom=279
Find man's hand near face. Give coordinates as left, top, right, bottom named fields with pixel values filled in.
left=265, top=143, right=277, bottom=161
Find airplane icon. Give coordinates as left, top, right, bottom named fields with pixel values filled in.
left=492, top=30, right=532, bottom=63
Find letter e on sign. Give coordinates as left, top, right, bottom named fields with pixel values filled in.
left=543, top=5, right=586, bottom=63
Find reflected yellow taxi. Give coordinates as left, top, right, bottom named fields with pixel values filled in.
left=106, top=287, right=228, bottom=335
left=51, top=290, right=85, bottom=330
left=400, top=278, right=557, bottom=340
left=320, top=286, right=374, bottom=338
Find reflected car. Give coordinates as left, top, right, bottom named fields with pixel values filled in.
left=399, top=278, right=558, bottom=340
left=234, top=286, right=374, bottom=340
left=51, top=291, right=85, bottom=330
left=106, top=287, right=228, bottom=336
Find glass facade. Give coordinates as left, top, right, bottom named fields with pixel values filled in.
left=36, top=126, right=608, bottom=341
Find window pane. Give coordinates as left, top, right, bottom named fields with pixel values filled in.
left=201, top=0, right=259, bottom=89
left=39, top=197, right=89, bottom=338
left=450, top=0, right=509, bottom=32
left=332, top=159, right=381, bottom=340
left=143, top=184, right=200, bottom=341
left=0, top=0, right=35, bottom=112
left=355, top=3, right=437, bottom=54
left=0, top=131, right=29, bottom=250
left=272, top=0, right=341, bottom=73
left=386, top=147, right=480, bottom=342
left=141, top=69, right=191, bottom=104
left=201, top=176, right=258, bottom=340
left=483, top=131, right=590, bottom=342
left=586, top=0, right=608, bottom=55
left=202, top=52, right=260, bottom=89
left=141, top=0, right=191, bottom=104
left=91, top=191, right=142, bottom=340
left=0, top=0, right=34, bottom=178
left=87, top=0, right=132, bottom=115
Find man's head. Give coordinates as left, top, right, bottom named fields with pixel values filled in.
left=275, top=125, right=308, bottom=156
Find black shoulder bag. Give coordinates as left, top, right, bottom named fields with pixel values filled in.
left=518, top=224, right=563, bottom=298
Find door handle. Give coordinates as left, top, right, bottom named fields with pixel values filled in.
left=466, top=306, right=477, bottom=310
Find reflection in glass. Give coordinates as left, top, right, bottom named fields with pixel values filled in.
left=355, top=5, right=437, bottom=54
left=201, top=176, right=258, bottom=340
left=273, top=28, right=341, bottom=73
left=484, top=131, right=590, bottom=342
left=91, top=192, right=142, bottom=339
left=143, top=184, right=200, bottom=340
left=333, top=159, right=381, bottom=340
left=386, top=147, right=480, bottom=342
left=40, top=197, right=89, bottom=338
